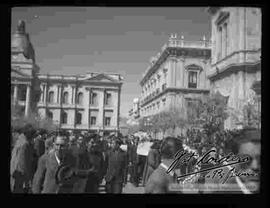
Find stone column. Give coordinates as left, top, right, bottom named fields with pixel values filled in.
left=116, top=87, right=121, bottom=132
left=25, top=85, right=31, bottom=117
left=98, top=89, right=105, bottom=130
left=168, top=59, right=173, bottom=88
left=86, top=89, right=90, bottom=130
left=13, top=84, right=18, bottom=104
left=179, top=57, right=185, bottom=88
left=173, top=58, right=177, bottom=88
left=44, top=84, right=47, bottom=103
left=239, top=8, right=246, bottom=62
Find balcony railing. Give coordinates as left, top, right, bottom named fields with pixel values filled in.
left=166, top=39, right=211, bottom=49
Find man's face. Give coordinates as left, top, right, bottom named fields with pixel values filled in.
left=112, top=140, right=120, bottom=150
left=77, top=137, right=84, bottom=148
left=238, top=141, right=261, bottom=192
left=54, top=136, right=68, bottom=159
left=87, top=139, right=95, bottom=151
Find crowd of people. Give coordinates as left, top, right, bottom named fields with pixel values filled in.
left=10, top=124, right=260, bottom=194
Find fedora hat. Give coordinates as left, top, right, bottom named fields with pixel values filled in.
left=55, top=164, right=75, bottom=185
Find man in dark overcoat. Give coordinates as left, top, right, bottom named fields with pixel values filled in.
left=104, top=138, right=128, bottom=193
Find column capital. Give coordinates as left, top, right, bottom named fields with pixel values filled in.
left=179, top=57, right=186, bottom=63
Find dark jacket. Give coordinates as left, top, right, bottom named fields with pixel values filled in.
left=127, top=142, right=138, bottom=164
left=142, top=148, right=161, bottom=186
left=34, top=137, right=45, bottom=158
left=105, top=149, right=127, bottom=183
left=32, top=151, right=76, bottom=194
left=144, top=164, right=175, bottom=194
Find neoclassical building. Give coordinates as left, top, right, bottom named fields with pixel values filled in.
left=11, top=20, right=41, bottom=118
left=37, top=73, right=123, bottom=135
left=207, top=7, right=261, bottom=129
left=129, top=98, right=140, bottom=119
left=11, top=20, right=123, bottom=135
left=140, top=34, right=211, bottom=117
left=139, top=34, right=211, bottom=137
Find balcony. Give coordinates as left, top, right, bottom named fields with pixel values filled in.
left=165, top=39, right=211, bottom=49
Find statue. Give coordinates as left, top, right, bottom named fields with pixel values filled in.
left=17, top=20, right=26, bottom=34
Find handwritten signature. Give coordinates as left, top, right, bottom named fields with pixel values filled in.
left=166, top=149, right=252, bottom=182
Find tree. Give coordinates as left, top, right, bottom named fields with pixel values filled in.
left=186, top=92, right=229, bottom=147
left=11, top=99, right=58, bottom=133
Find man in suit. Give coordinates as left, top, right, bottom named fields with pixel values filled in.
left=32, top=134, right=93, bottom=194
left=32, top=131, right=46, bottom=177
left=85, top=138, right=103, bottom=193
left=32, top=135, right=75, bottom=193
left=145, top=137, right=183, bottom=194
left=105, top=137, right=128, bottom=193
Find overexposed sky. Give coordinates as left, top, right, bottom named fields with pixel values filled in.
left=12, top=7, right=211, bottom=117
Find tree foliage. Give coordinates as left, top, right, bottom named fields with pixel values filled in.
left=187, top=92, right=229, bottom=137
left=11, top=100, right=58, bottom=133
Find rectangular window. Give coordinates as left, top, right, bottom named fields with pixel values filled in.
left=188, top=71, right=197, bottom=88
left=105, top=117, right=111, bottom=126
left=105, top=93, right=111, bottom=106
left=216, top=12, right=229, bottom=60
left=162, top=83, right=167, bottom=91
left=18, top=84, right=27, bottom=101
left=162, top=98, right=166, bottom=106
left=224, top=22, right=229, bottom=57
left=90, top=92, right=97, bottom=105
left=90, top=116, right=96, bottom=125
left=218, top=26, right=222, bottom=60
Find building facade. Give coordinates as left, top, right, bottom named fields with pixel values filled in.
left=11, top=20, right=41, bottom=118
left=36, top=73, right=123, bottom=135
left=139, top=34, right=211, bottom=137
left=207, top=7, right=261, bottom=129
left=140, top=34, right=211, bottom=118
left=11, top=20, right=123, bottom=135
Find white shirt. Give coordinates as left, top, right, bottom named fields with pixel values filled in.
left=160, top=162, right=175, bottom=177
left=55, top=152, right=61, bottom=165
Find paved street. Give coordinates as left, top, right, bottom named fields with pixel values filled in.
left=98, top=178, right=145, bottom=194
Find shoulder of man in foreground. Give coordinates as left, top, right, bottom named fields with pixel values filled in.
left=145, top=166, right=168, bottom=193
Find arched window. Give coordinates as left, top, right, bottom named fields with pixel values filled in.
left=76, top=112, right=82, bottom=125
left=77, top=92, right=83, bottom=105
left=61, top=111, right=68, bottom=124
left=47, top=111, right=53, bottom=120
left=48, top=91, right=54, bottom=103
left=63, top=92, right=69, bottom=104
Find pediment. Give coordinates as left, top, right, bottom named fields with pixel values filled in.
left=81, top=73, right=118, bottom=83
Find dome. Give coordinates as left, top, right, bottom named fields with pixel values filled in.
left=11, top=20, right=35, bottom=62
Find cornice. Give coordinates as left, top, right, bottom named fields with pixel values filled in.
left=140, top=87, right=210, bottom=107
left=140, top=47, right=211, bottom=86
left=208, top=61, right=261, bottom=81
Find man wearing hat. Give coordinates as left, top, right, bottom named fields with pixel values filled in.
left=32, top=134, right=95, bottom=193
left=104, top=137, right=128, bottom=193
